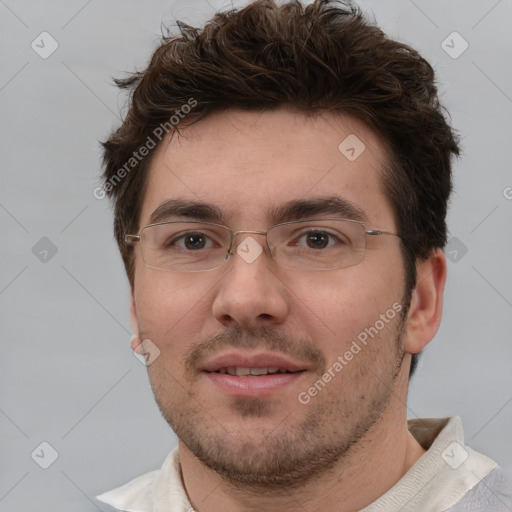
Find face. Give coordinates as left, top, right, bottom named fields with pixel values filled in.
left=131, top=109, right=409, bottom=487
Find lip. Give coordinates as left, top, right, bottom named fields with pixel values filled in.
left=200, top=351, right=309, bottom=398
left=205, top=371, right=305, bottom=397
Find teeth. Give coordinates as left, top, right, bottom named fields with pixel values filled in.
left=249, top=368, right=268, bottom=376
left=216, top=367, right=291, bottom=376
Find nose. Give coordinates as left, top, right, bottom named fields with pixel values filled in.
left=212, top=235, right=290, bottom=329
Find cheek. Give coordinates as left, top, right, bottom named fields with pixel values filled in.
left=133, top=271, right=213, bottom=347
left=288, top=267, right=403, bottom=357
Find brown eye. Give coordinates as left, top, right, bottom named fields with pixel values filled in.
left=167, top=231, right=215, bottom=251
left=305, top=232, right=330, bottom=249
left=183, top=233, right=207, bottom=250
left=294, top=229, right=342, bottom=250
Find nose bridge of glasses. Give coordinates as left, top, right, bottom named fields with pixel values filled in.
left=227, top=229, right=269, bottom=255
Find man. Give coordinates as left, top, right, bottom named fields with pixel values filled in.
left=96, top=0, right=511, bottom=510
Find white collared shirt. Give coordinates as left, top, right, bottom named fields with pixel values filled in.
left=97, top=417, right=510, bottom=512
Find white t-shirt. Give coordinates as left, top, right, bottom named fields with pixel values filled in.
left=97, top=417, right=511, bottom=511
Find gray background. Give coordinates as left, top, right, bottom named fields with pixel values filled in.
left=1, top=0, right=511, bottom=510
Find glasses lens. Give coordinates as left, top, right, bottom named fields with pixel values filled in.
left=269, top=219, right=366, bottom=270
left=139, top=222, right=231, bottom=271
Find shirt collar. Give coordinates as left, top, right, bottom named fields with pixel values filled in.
left=97, top=448, right=191, bottom=512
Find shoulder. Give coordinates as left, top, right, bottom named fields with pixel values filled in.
left=448, top=466, right=512, bottom=511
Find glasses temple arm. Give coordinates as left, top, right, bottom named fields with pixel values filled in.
left=125, top=234, right=140, bottom=245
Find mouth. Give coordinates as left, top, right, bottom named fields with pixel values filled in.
left=200, top=352, right=308, bottom=397
left=210, top=367, right=303, bottom=376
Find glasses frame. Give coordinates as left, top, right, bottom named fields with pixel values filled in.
left=124, top=218, right=402, bottom=272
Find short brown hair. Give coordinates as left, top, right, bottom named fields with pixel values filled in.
left=101, top=0, right=460, bottom=374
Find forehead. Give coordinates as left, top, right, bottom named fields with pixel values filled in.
left=140, top=109, right=395, bottom=229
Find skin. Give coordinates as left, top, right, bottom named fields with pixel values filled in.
left=129, top=109, right=447, bottom=512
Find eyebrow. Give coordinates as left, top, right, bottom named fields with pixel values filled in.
left=149, top=199, right=227, bottom=225
left=269, top=196, right=369, bottom=224
left=148, top=196, right=369, bottom=226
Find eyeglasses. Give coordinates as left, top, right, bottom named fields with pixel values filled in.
left=124, top=219, right=401, bottom=272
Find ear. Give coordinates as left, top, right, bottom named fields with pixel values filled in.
left=405, top=248, right=447, bottom=355
left=130, top=287, right=141, bottom=351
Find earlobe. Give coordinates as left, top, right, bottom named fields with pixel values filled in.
left=130, top=288, right=141, bottom=351
left=405, top=249, right=447, bottom=355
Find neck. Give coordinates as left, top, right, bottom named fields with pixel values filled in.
left=179, top=399, right=426, bottom=512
